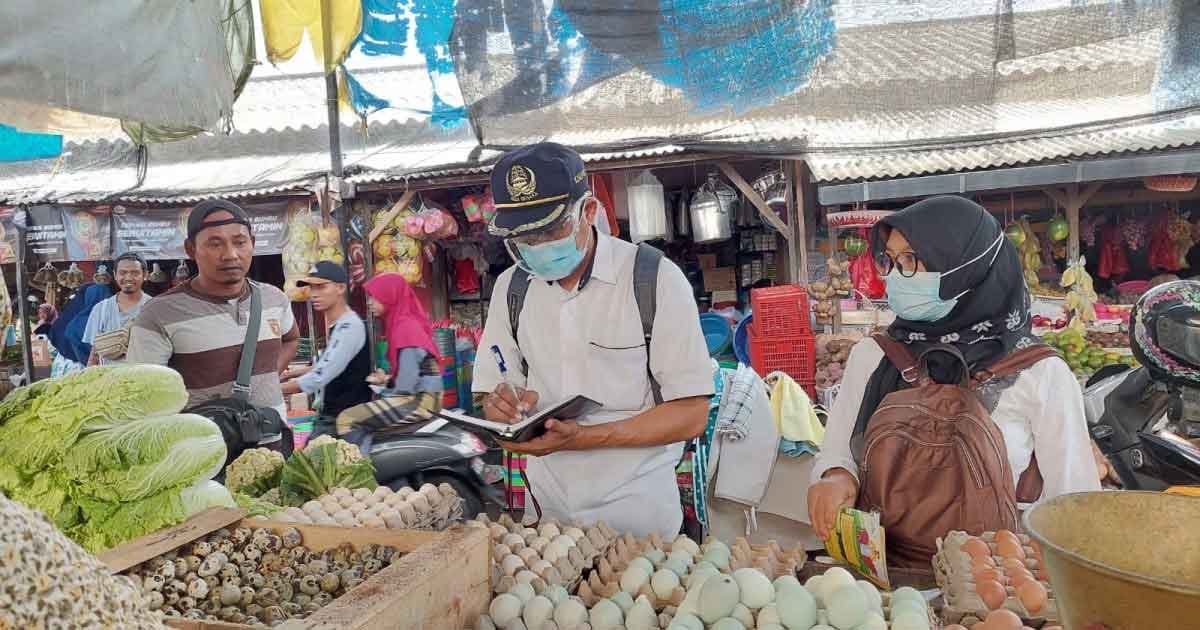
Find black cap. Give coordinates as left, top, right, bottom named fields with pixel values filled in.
left=489, top=142, right=590, bottom=237
left=188, top=199, right=252, bottom=241
left=297, top=260, right=348, bottom=286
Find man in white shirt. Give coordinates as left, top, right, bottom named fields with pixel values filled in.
left=473, top=143, right=714, bottom=538
left=84, top=252, right=152, bottom=365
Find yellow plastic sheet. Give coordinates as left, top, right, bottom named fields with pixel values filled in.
left=261, top=0, right=362, bottom=69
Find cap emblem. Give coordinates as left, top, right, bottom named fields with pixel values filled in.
left=507, top=164, right=538, bottom=202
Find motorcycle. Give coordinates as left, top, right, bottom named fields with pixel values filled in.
left=357, top=420, right=504, bottom=519
left=1083, top=365, right=1200, bottom=490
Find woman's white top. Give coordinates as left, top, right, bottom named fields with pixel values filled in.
left=811, top=338, right=1101, bottom=501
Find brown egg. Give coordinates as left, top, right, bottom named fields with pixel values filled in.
left=1007, top=568, right=1035, bottom=589
left=976, top=579, right=1007, bottom=610
left=996, top=537, right=1026, bottom=560
left=982, top=609, right=1024, bottom=630
left=995, top=530, right=1021, bottom=548
left=1001, top=557, right=1027, bottom=572
left=973, top=555, right=997, bottom=571
left=973, top=567, right=1004, bottom=584
left=963, top=537, right=992, bottom=560
left=944, top=625, right=968, bottom=630
left=1017, top=580, right=1048, bottom=614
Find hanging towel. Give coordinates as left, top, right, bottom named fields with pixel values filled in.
left=715, top=363, right=759, bottom=440
left=767, top=371, right=825, bottom=450
left=712, top=371, right=780, bottom=510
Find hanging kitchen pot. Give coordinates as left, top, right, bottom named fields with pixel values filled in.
left=626, top=169, right=667, bottom=243
left=690, top=173, right=734, bottom=243
left=147, top=263, right=168, bottom=284
left=752, top=169, right=789, bottom=210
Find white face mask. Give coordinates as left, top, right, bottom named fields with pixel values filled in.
left=885, top=234, right=1004, bottom=322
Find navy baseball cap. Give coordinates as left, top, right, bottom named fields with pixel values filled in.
left=188, top=199, right=252, bottom=241
left=297, top=260, right=348, bottom=286
left=489, top=142, right=590, bottom=237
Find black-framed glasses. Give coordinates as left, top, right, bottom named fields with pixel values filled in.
left=875, top=251, right=920, bottom=277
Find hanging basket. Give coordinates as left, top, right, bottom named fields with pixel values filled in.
left=1143, top=174, right=1198, bottom=193
left=826, top=209, right=893, bottom=230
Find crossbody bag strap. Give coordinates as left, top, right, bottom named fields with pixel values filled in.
left=507, top=268, right=532, bottom=377
left=233, top=283, right=262, bottom=402
left=633, top=243, right=664, bottom=405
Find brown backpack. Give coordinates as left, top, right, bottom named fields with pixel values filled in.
left=856, top=334, right=1058, bottom=567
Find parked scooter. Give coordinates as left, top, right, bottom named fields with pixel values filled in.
left=1084, top=366, right=1200, bottom=490
left=339, top=395, right=503, bottom=519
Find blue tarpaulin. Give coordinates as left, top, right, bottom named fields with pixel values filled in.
left=0, top=125, right=62, bottom=162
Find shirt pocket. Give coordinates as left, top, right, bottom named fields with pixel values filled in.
left=585, top=341, right=651, bottom=413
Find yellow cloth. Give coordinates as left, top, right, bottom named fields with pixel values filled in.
left=261, top=0, right=362, bottom=69
left=1166, top=486, right=1200, bottom=497
left=768, top=371, right=824, bottom=446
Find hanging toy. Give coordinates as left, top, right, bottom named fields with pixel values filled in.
left=147, top=263, right=168, bottom=284
left=172, top=260, right=191, bottom=287
left=91, top=262, right=112, bottom=284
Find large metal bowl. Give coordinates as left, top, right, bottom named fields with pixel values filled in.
left=1023, top=491, right=1200, bottom=629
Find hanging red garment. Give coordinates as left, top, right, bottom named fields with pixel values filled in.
left=454, top=257, right=481, bottom=295
left=1148, top=210, right=1182, bottom=271
left=1098, top=224, right=1130, bottom=279
left=590, top=173, right=620, bottom=238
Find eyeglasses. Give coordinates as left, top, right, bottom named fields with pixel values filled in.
left=507, top=195, right=590, bottom=247
left=875, top=251, right=921, bottom=277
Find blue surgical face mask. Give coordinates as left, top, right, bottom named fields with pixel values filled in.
left=513, top=228, right=587, bottom=281
left=885, top=234, right=1004, bottom=322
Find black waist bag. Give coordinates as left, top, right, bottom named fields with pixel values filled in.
left=186, top=284, right=293, bottom=472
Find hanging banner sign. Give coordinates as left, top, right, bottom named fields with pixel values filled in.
left=62, top=206, right=112, bottom=262
left=110, top=201, right=292, bottom=259
left=243, top=201, right=290, bottom=255
left=25, top=205, right=68, bottom=262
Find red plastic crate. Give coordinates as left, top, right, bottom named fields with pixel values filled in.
left=749, top=333, right=816, bottom=389
left=751, top=285, right=812, bottom=336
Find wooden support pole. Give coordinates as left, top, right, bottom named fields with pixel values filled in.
left=716, top=162, right=792, bottom=239
left=790, top=160, right=812, bottom=286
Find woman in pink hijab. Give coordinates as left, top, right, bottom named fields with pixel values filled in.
left=362, top=273, right=443, bottom=399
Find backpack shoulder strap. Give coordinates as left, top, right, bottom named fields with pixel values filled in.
left=506, top=268, right=532, bottom=376
left=871, top=333, right=920, bottom=384
left=634, top=243, right=664, bottom=404
left=973, top=344, right=1060, bottom=385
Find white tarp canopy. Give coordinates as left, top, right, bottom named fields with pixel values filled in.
left=0, top=1, right=235, bottom=130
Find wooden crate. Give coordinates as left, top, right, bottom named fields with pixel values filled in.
left=99, top=508, right=490, bottom=630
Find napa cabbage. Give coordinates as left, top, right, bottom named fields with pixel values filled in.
left=65, top=413, right=226, bottom=502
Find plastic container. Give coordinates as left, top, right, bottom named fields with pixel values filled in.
left=733, top=314, right=754, bottom=365
left=627, top=169, right=667, bottom=242
left=749, top=332, right=816, bottom=396
left=1024, top=491, right=1200, bottom=629
left=699, top=313, right=733, bottom=357
left=751, top=285, right=811, bottom=337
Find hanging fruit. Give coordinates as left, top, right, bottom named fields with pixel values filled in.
left=1047, top=215, right=1070, bottom=242
left=1004, top=223, right=1026, bottom=246
left=842, top=233, right=867, bottom=257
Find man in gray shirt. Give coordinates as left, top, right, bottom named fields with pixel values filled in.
left=281, top=261, right=372, bottom=440
left=84, top=252, right=152, bottom=365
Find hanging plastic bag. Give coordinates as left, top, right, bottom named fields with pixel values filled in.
left=454, top=258, right=481, bottom=295
left=850, top=252, right=885, bottom=299
left=626, top=169, right=667, bottom=242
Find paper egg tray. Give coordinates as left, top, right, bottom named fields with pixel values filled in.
left=933, top=530, right=1059, bottom=627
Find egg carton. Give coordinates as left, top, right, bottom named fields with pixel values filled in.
left=474, top=514, right=619, bottom=597
left=934, top=531, right=1058, bottom=627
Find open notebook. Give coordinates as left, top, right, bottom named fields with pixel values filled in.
left=436, top=395, right=601, bottom=442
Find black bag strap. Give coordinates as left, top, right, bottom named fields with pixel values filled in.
left=233, top=283, right=262, bottom=402
left=633, top=242, right=664, bottom=405
left=504, top=242, right=664, bottom=404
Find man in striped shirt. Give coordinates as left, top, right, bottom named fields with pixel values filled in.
left=127, top=199, right=300, bottom=423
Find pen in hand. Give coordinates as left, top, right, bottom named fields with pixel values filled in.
left=491, top=345, right=528, bottom=422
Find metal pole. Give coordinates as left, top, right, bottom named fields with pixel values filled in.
left=12, top=208, right=33, bottom=382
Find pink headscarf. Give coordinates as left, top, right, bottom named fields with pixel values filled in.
left=363, top=273, right=439, bottom=375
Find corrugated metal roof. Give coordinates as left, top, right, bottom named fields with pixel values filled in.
left=806, top=114, right=1200, bottom=183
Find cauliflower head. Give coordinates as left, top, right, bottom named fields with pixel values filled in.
left=303, top=435, right=362, bottom=467
left=224, top=448, right=285, bottom=496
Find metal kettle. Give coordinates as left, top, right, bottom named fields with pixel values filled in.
left=689, top=173, right=735, bottom=243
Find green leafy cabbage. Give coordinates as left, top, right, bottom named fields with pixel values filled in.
left=180, top=480, right=237, bottom=514
left=64, top=413, right=226, bottom=502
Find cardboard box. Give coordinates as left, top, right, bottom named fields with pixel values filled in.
left=697, top=253, right=718, bottom=269
left=100, top=508, right=490, bottom=630
left=704, top=267, right=737, bottom=292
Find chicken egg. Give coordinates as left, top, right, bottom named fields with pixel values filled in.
left=975, top=579, right=1007, bottom=610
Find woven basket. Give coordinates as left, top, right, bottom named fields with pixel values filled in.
left=1143, top=174, right=1198, bottom=192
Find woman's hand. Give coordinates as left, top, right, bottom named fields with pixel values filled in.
left=366, top=369, right=389, bottom=386
left=808, top=468, right=859, bottom=541
left=1092, top=441, right=1120, bottom=486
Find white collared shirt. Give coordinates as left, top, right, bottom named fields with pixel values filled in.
left=474, top=233, right=714, bottom=538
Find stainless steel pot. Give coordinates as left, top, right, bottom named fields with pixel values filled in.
left=690, top=174, right=734, bottom=243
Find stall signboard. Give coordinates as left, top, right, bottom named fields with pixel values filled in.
left=111, top=201, right=291, bottom=259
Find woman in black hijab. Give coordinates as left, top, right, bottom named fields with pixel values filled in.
left=806, top=196, right=1101, bottom=540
